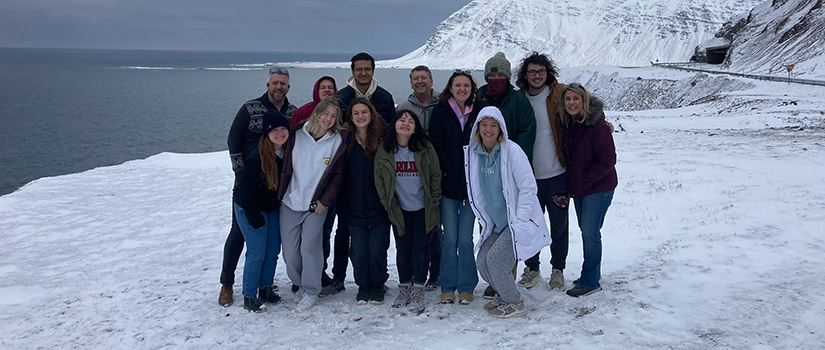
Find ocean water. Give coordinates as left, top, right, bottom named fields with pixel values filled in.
left=0, top=48, right=461, bottom=195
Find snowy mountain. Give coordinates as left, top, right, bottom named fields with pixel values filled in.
left=722, top=0, right=825, bottom=77
left=382, top=0, right=764, bottom=69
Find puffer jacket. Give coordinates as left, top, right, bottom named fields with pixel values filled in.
left=560, top=96, right=618, bottom=197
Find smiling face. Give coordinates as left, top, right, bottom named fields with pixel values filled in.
left=317, top=79, right=335, bottom=99
left=318, top=105, right=338, bottom=133
left=395, top=112, right=416, bottom=139
left=526, top=63, right=548, bottom=91
left=450, top=75, right=472, bottom=105
left=352, top=60, right=374, bottom=87
left=564, top=90, right=583, bottom=117
left=267, top=126, right=289, bottom=147
left=350, top=103, right=371, bottom=129
left=478, top=117, right=501, bottom=146
left=266, top=73, right=290, bottom=104
left=410, top=70, right=433, bottom=96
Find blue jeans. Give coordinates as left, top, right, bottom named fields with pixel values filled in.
left=234, top=203, right=281, bottom=298
left=572, top=189, right=614, bottom=289
left=439, top=197, right=478, bottom=293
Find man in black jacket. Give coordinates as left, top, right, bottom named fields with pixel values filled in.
left=220, top=67, right=296, bottom=307
left=333, top=52, right=396, bottom=124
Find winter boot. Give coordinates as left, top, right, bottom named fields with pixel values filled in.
left=407, top=284, right=425, bottom=314
left=392, top=283, right=411, bottom=308
left=218, top=285, right=234, bottom=307
left=243, top=297, right=265, bottom=312
left=258, top=286, right=282, bottom=304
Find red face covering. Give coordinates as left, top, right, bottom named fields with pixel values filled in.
left=485, top=77, right=508, bottom=99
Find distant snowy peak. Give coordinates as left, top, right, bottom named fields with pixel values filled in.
left=724, top=0, right=824, bottom=76
left=381, top=0, right=763, bottom=69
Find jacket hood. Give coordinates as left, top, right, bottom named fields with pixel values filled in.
left=468, top=106, right=509, bottom=151
left=312, top=76, right=338, bottom=103
left=583, top=96, right=606, bottom=126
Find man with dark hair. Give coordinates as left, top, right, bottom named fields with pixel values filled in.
left=395, top=65, right=442, bottom=291
left=220, top=67, right=297, bottom=306
left=515, top=52, right=570, bottom=291
left=333, top=52, right=396, bottom=124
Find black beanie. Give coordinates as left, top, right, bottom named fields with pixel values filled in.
left=261, top=109, right=290, bottom=138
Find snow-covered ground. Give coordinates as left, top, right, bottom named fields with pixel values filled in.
left=1, top=68, right=824, bottom=349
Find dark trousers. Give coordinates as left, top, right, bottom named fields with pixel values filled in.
left=525, top=173, right=570, bottom=272
left=349, top=221, right=391, bottom=289
left=394, top=209, right=430, bottom=285
left=428, top=226, right=442, bottom=282
left=219, top=204, right=245, bottom=286
left=322, top=207, right=350, bottom=283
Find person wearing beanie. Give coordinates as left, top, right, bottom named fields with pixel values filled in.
left=232, top=109, right=291, bottom=312
left=477, top=52, right=537, bottom=300
left=221, top=67, right=297, bottom=307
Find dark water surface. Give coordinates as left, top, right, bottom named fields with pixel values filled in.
left=1, top=48, right=462, bottom=195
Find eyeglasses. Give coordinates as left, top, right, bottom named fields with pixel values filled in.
left=269, top=66, right=289, bottom=75
left=354, top=67, right=373, bottom=73
left=453, top=69, right=473, bottom=75
left=527, top=69, right=547, bottom=77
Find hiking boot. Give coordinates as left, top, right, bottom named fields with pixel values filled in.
left=425, top=277, right=439, bottom=291
left=487, top=300, right=527, bottom=318
left=369, top=286, right=386, bottom=305
left=407, top=284, right=425, bottom=314
left=319, top=280, right=345, bottom=297
left=440, top=291, right=455, bottom=304
left=549, top=269, right=565, bottom=290
left=296, top=293, right=318, bottom=311
left=484, top=296, right=506, bottom=312
left=243, top=297, right=265, bottom=313
left=392, top=283, right=411, bottom=308
left=356, top=287, right=370, bottom=305
left=218, top=285, right=233, bottom=307
left=566, top=285, right=601, bottom=298
left=258, top=286, right=282, bottom=304
left=483, top=285, right=498, bottom=299
left=517, top=267, right=542, bottom=289
left=458, top=292, right=474, bottom=305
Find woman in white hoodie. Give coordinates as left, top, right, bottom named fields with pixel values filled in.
left=463, top=106, right=551, bottom=318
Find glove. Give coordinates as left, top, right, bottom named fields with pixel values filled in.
left=246, top=210, right=266, bottom=229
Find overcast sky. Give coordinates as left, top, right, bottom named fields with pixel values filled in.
left=0, top=0, right=471, bottom=55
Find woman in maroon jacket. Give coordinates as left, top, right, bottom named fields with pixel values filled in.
left=558, top=83, right=617, bottom=298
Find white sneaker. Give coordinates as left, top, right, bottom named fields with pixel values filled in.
left=517, top=267, right=542, bottom=289
left=294, top=289, right=306, bottom=304
left=296, top=293, right=318, bottom=311
left=549, top=269, right=565, bottom=290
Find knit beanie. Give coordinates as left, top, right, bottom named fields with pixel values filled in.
left=484, top=52, right=511, bottom=80
left=261, top=109, right=290, bottom=138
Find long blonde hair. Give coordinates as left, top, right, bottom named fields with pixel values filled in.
left=558, top=83, right=591, bottom=127
left=306, top=97, right=341, bottom=136
left=258, top=137, right=279, bottom=190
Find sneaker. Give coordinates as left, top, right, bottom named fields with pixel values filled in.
left=294, top=288, right=305, bottom=303
left=319, top=280, right=345, bottom=297
left=218, top=285, right=234, bottom=307
left=392, top=284, right=411, bottom=308
left=356, top=287, right=370, bottom=305
left=549, top=269, right=565, bottom=290
left=369, top=287, right=386, bottom=305
left=243, top=296, right=265, bottom=312
left=258, top=286, right=282, bottom=304
left=291, top=284, right=300, bottom=293
left=487, top=300, right=527, bottom=318
left=407, top=284, right=425, bottom=314
left=517, top=267, right=542, bottom=289
left=483, top=285, right=498, bottom=300
left=483, top=296, right=506, bottom=312
left=425, top=277, right=439, bottom=291
left=458, top=292, right=474, bottom=305
left=296, top=293, right=318, bottom=311
left=440, top=291, right=455, bottom=304
left=566, top=285, right=601, bottom=297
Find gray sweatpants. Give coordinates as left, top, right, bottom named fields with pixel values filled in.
left=280, top=206, right=326, bottom=295
left=476, top=227, right=521, bottom=303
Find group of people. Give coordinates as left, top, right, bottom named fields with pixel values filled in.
left=218, top=51, right=618, bottom=318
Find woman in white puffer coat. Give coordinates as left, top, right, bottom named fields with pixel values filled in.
left=463, top=106, right=551, bottom=318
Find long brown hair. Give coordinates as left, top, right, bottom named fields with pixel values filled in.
left=258, top=137, right=279, bottom=190
left=344, top=97, right=383, bottom=158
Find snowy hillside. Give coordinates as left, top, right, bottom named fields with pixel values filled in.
left=722, top=0, right=825, bottom=78
left=381, top=0, right=763, bottom=69
left=2, top=67, right=824, bottom=349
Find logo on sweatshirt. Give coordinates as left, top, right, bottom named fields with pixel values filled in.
left=324, top=157, right=330, bottom=165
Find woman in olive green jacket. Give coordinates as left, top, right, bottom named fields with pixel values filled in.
left=374, top=109, right=441, bottom=314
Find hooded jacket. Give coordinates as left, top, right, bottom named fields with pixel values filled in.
left=333, top=78, right=396, bottom=125
left=478, top=84, right=537, bottom=162
left=463, top=106, right=551, bottom=261
left=291, top=76, right=338, bottom=129
left=560, top=96, right=618, bottom=197
left=396, top=89, right=440, bottom=133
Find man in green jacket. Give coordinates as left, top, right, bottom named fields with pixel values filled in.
left=478, top=52, right=537, bottom=162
